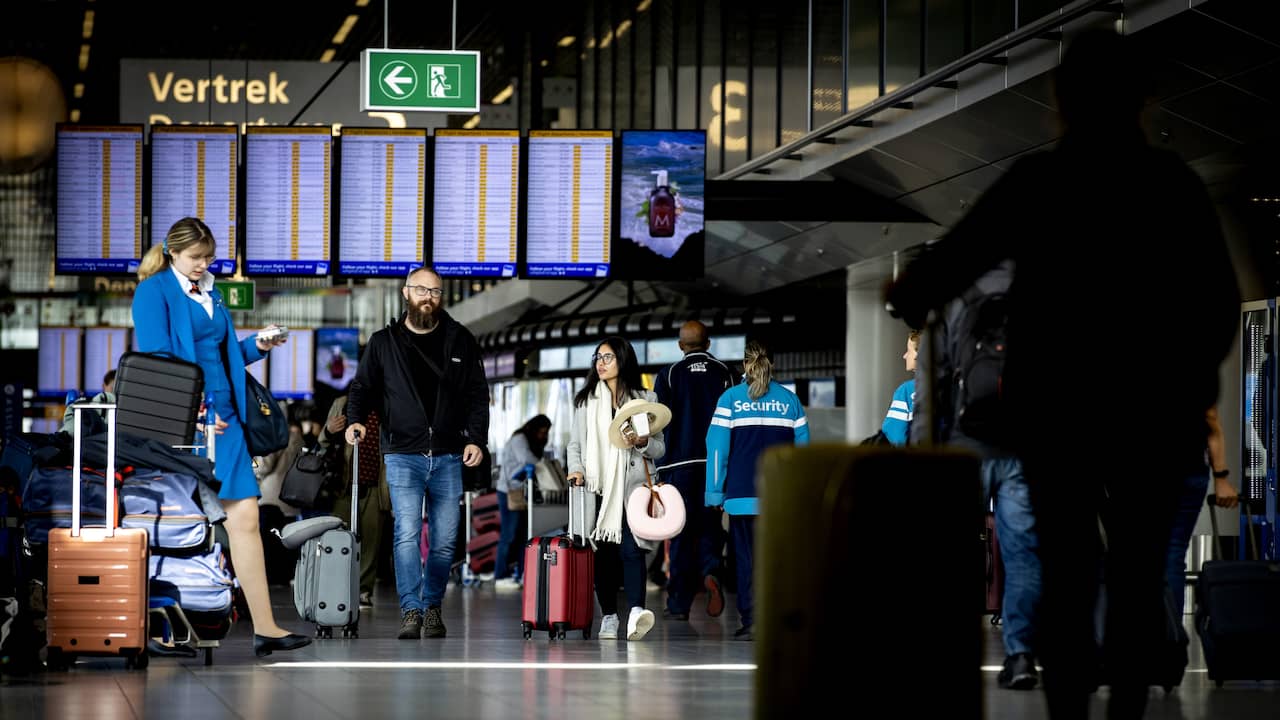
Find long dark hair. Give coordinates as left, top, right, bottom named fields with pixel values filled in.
left=573, top=336, right=644, bottom=408
left=513, top=414, right=552, bottom=457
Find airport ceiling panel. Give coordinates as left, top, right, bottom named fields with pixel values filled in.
left=1162, top=82, right=1276, bottom=148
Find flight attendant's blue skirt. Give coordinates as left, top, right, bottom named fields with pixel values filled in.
left=210, top=388, right=261, bottom=502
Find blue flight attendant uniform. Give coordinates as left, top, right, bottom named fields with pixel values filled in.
left=132, top=267, right=266, bottom=500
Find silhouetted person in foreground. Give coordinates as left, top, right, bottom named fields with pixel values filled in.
left=886, top=30, right=1239, bottom=719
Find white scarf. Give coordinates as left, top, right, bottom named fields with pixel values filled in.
left=583, top=382, right=630, bottom=544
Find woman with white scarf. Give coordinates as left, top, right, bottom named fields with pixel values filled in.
left=567, top=336, right=665, bottom=641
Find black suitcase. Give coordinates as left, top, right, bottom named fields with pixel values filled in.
left=114, top=352, right=204, bottom=448
left=1195, top=495, right=1280, bottom=686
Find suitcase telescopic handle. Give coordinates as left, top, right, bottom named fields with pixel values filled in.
left=71, top=403, right=117, bottom=537
left=1207, top=494, right=1260, bottom=560
left=350, top=436, right=359, bottom=536
left=569, top=485, right=589, bottom=544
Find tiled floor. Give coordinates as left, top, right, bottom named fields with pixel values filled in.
left=2, top=582, right=1278, bottom=719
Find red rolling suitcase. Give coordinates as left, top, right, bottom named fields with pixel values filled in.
left=521, top=485, right=594, bottom=640
left=45, top=403, right=150, bottom=670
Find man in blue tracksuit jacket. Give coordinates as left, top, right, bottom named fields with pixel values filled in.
left=654, top=321, right=734, bottom=620
left=706, top=341, right=809, bottom=639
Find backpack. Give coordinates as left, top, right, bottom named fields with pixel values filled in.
left=948, top=289, right=1009, bottom=444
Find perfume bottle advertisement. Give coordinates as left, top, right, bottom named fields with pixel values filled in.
left=315, top=327, right=360, bottom=391
left=617, top=130, right=706, bottom=279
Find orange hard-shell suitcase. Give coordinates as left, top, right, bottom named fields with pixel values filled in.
left=46, top=403, right=149, bottom=670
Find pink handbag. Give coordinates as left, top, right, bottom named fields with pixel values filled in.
left=626, top=460, right=686, bottom=542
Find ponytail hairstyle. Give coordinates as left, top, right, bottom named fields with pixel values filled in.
left=137, top=217, right=217, bottom=280
left=743, top=339, right=773, bottom=400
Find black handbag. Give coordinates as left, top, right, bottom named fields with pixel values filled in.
left=242, top=371, right=290, bottom=457
left=279, top=446, right=340, bottom=510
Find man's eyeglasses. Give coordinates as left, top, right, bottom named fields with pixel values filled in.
left=592, top=352, right=617, bottom=365
left=406, top=285, right=443, bottom=299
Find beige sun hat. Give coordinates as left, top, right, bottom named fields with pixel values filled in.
left=607, top=398, right=672, bottom=449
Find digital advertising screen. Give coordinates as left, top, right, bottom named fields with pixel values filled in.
left=432, top=129, right=520, bottom=277
left=56, top=125, right=144, bottom=274
left=83, top=327, right=129, bottom=395
left=38, top=327, right=83, bottom=397
left=245, top=127, right=332, bottom=275
left=337, top=128, right=426, bottom=277
left=315, top=327, right=359, bottom=391
left=150, top=125, right=239, bottom=274
left=524, top=130, right=613, bottom=278
left=267, top=328, right=314, bottom=400
left=616, top=130, right=706, bottom=279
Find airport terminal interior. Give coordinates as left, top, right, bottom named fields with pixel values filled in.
left=3, top=0, right=1280, bottom=717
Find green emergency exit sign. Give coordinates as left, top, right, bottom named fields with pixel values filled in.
left=216, top=280, right=255, bottom=311
left=361, top=49, right=481, bottom=113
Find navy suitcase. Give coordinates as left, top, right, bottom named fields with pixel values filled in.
left=114, top=352, right=204, bottom=448
left=1195, top=495, right=1280, bottom=686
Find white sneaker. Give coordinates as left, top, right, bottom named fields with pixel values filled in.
left=478, top=571, right=495, bottom=582
left=494, top=577, right=521, bottom=590
left=598, top=614, right=619, bottom=639
left=626, top=607, right=655, bottom=641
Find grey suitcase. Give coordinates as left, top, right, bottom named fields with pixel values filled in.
left=292, top=439, right=361, bottom=639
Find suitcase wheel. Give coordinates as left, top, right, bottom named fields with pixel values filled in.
left=316, top=625, right=333, bottom=639
left=582, top=628, right=590, bottom=640
left=125, top=649, right=149, bottom=670
left=522, top=622, right=533, bottom=640
left=45, top=647, right=69, bottom=672
left=342, top=624, right=359, bottom=639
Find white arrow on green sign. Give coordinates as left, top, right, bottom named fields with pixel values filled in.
left=361, top=49, right=480, bottom=113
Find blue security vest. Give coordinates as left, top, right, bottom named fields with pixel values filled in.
left=705, top=380, right=810, bottom=516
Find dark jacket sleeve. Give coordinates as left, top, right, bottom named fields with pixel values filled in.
left=461, top=330, right=490, bottom=447
left=346, top=334, right=384, bottom=426
left=653, top=362, right=673, bottom=407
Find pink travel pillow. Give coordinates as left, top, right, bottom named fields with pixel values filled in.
left=626, top=482, right=686, bottom=542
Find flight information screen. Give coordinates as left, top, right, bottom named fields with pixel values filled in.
left=83, top=327, right=129, bottom=395
left=56, top=125, right=144, bottom=274
left=267, top=328, right=314, bottom=400
left=337, top=128, right=426, bottom=277
left=245, top=127, right=332, bottom=275
left=150, top=125, right=239, bottom=274
left=432, top=129, right=519, bottom=277
left=38, top=327, right=83, bottom=397
left=524, top=130, right=613, bottom=278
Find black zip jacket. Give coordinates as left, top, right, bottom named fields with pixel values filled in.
left=346, top=310, right=489, bottom=455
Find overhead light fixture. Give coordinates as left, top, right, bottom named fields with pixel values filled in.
left=540, top=59, right=549, bottom=67
left=586, top=37, right=596, bottom=49
left=491, top=84, right=514, bottom=104
left=356, top=0, right=371, bottom=5
left=74, top=83, right=84, bottom=98
left=333, top=14, right=359, bottom=45
left=463, top=114, right=481, bottom=129
left=82, top=10, right=94, bottom=39
left=557, top=35, right=575, bottom=47
left=637, top=0, right=652, bottom=10
left=79, top=45, right=90, bottom=71
left=320, top=48, right=336, bottom=63
left=600, top=30, right=614, bottom=48
left=70, top=109, right=81, bottom=122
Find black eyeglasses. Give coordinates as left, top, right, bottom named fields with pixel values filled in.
left=592, top=352, right=617, bottom=365
left=406, top=285, right=443, bottom=299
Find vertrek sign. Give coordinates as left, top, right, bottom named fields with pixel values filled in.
left=120, top=59, right=448, bottom=131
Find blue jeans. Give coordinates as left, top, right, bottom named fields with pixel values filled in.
left=1166, top=470, right=1209, bottom=617
left=385, top=453, right=462, bottom=612
left=983, top=457, right=1041, bottom=658
left=495, top=490, right=525, bottom=580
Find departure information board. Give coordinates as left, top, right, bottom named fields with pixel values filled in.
left=267, top=328, right=314, bottom=400
left=524, top=130, right=613, bottom=278
left=56, top=125, right=144, bottom=274
left=245, top=127, right=332, bottom=275
left=38, top=327, right=83, bottom=397
left=83, top=327, right=129, bottom=394
left=235, top=329, right=269, bottom=388
left=150, top=125, right=239, bottom=274
left=432, top=129, right=519, bottom=277
left=337, top=128, right=426, bottom=276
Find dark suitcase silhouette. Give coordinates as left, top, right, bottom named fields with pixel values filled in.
left=114, top=352, right=204, bottom=448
